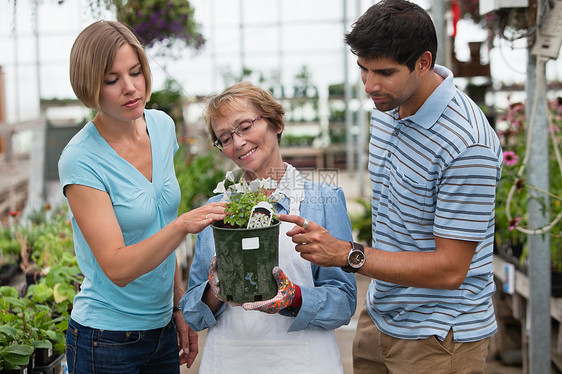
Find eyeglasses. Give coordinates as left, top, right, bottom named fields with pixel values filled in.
left=213, top=116, right=262, bottom=150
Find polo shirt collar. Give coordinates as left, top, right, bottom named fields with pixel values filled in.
left=401, top=64, right=456, bottom=130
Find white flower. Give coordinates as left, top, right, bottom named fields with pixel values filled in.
left=225, top=170, right=235, bottom=182
left=213, top=169, right=278, bottom=204
left=248, top=179, right=261, bottom=192
left=214, top=170, right=239, bottom=194
left=213, top=180, right=226, bottom=194
left=222, top=189, right=232, bottom=201
left=233, top=183, right=244, bottom=193
left=212, top=169, right=278, bottom=228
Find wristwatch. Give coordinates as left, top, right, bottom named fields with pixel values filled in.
left=342, top=241, right=365, bottom=273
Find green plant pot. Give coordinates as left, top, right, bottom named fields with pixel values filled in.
left=211, top=221, right=280, bottom=303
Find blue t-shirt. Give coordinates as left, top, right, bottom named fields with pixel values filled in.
left=58, top=109, right=180, bottom=330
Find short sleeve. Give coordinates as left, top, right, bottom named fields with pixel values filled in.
left=58, top=142, right=107, bottom=196
left=434, top=145, right=501, bottom=241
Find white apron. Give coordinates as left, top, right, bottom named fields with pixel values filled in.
left=199, top=166, right=343, bottom=374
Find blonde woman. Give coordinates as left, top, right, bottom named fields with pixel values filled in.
left=59, top=20, right=225, bottom=373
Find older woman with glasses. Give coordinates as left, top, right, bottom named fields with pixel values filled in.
left=179, top=81, right=357, bottom=373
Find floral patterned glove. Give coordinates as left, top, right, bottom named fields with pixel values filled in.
left=208, top=256, right=223, bottom=301
left=242, top=267, right=297, bottom=314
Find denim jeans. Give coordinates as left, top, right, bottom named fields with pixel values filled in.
left=65, top=318, right=180, bottom=374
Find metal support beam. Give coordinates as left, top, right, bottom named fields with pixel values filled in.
left=343, top=0, right=354, bottom=174
left=431, top=0, right=448, bottom=67
left=526, top=2, right=551, bottom=369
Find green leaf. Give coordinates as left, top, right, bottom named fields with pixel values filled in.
left=0, top=286, right=18, bottom=298
left=3, top=297, right=27, bottom=310
left=53, top=283, right=74, bottom=303
left=0, top=325, right=19, bottom=340
left=30, top=283, right=54, bottom=303
left=31, top=339, right=53, bottom=349
left=0, top=344, right=34, bottom=365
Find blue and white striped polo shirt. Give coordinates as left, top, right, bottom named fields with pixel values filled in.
left=366, top=65, right=502, bottom=342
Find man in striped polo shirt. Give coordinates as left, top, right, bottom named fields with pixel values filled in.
left=279, top=0, right=503, bottom=372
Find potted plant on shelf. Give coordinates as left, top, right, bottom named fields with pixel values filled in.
left=0, top=287, right=34, bottom=373
left=15, top=204, right=75, bottom=286
left=0, top=328, right=33, bottom=373
left=0, top=285, right=67, bottom=372
left=211, top=170, right=280, bottom=303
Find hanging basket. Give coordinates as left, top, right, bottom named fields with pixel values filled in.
left=211, top=221, right=280, bottom=303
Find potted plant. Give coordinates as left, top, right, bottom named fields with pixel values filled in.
left=210, top=170, right=280, bottom=303
left=113, top=0, right=205, bottom=56
left=0, top=287, right=33, bottom=373
left=0, top=327, right=33, bottom=373
left=16, top=204, right=75, bottom=286
left=0, top=287, right=40, bottom=373
left=0, top=285, right=67, bottom=371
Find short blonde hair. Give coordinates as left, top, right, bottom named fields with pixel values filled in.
left=204, top=82, right=285, bottom=145
left=69, top=20, right=152, bottom=110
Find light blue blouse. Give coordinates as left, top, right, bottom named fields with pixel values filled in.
left=58, top=109, right=180, bottom=330
left=181, top=179, right=357, bottom=333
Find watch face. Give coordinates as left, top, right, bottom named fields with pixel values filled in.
left=350, top=250, right=365, bottom=268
